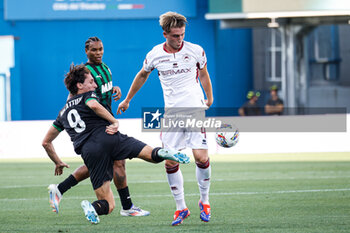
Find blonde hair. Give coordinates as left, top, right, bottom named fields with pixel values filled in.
left=159, top=11, right=187, bottom=33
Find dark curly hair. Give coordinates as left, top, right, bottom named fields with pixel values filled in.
left=85, top=36, right=101, bottom=50
left=64, top=63, right=90, bottom=95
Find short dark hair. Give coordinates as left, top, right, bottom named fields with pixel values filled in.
left=85, top=36, right=102, bottom=50
left=64, top=64, right=90, bottom=95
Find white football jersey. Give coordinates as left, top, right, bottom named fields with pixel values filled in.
left=143, top=41, right=207, bottom=109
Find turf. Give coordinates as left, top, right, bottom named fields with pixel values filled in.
left=0, top=153, right=350, bottom=232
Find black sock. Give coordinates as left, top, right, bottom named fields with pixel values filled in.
left=57, top=175, right=78, bottom=195
left=92, top=200, right=109, bottom=215
left=118, top=186, right=133, bottom=210
left=151, top=147, right=164, bottom=163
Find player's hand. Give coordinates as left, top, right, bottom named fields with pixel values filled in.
left=55, top=162, right=69, bottom=176
left=205, top=98, right=213, bottom=108
left=106, top=122, right=119, bottom=135
left=117, top=100, right=129, bottom=115
left=112, top=86, right=122, bottom=101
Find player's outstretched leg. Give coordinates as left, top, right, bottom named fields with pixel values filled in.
left=157, top=148, right=190, bottom=164
left=48, top=184, right=62, bottom=214
left=120, top=205, right=150, bottom=217
left=138, top=146, right=190, bottom=164
left=199, top=200, right=211, bottom=222
left=81, top=200, right=100, bottom=224
left=172, top=208, right=190, bottom=226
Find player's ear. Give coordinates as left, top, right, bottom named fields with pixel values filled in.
left=77, top=82, right=83, bottom=90
left=163, top=31, right=167, bottom=39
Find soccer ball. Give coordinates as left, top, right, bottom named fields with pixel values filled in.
left=215, top=124, right=239, bottom=148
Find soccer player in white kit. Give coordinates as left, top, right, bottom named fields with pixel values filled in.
left=117, top=11, right=213, bottom=226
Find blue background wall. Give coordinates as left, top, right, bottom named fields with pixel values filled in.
left=0, top=0, right=252, bottom=120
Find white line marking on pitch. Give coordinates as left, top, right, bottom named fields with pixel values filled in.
left=1, top=176, right=350, bottom=189
left=0, top=188, right=350, bottom=201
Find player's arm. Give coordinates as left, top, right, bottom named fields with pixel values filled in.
left=86, top=99, right=119, bottom=134
left=42, top=126, right=69, bottom=175
left=198, top=64, right=214, bottom=108
left=117, top=68, right=151, bottom=114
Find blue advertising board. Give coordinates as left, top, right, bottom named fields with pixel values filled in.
left=5, top=0, right=196, bottom=20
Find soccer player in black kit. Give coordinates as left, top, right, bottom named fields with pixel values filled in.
left=48, top=37, right=150, bottom=217
left=42, top=64, right=190, bottom=224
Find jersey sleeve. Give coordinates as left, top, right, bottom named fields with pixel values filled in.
left=53, top=117, right=64, bottom=132
left=143, top=50, right=155, bottom=72
left=84, top=91, right=99, bottom=104
left=195, top=45, right=207, bottom=70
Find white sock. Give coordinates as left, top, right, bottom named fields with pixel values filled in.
left=196, top=163, right=211, bottom=204
left=166, top=168, right=187, bottom=210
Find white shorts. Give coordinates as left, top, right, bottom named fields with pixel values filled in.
left=160, top=128, right=208, bottom=151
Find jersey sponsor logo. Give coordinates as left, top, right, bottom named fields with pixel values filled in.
left=159, top=68, right=191, bottom=77
left=101, top=81, right=113, bottom=94
left=159, top=59, right=170, bottom=63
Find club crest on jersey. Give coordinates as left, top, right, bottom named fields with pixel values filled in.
left=182, top=54, right=191, bottom=62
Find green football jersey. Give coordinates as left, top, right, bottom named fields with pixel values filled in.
left=85, top=62, right=113, bottom=113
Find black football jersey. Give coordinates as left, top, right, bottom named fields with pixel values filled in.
left=53, top=91, right=109, bottom=153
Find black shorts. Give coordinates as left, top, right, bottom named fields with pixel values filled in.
left=80, top=127, right=146, bottom=190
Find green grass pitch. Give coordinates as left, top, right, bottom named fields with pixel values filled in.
left=0, top=152, right=350, bottom=232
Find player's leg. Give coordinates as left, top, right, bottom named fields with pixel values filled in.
left=79, top=129, right=115, bottom=224
left=135, top=145, right=189, bottom=164
left=193, top=148, right=211, bottom=222
left=160, top=130, right=190, bottom=226
left=48, top=165, right=90, bottom=213
left=113, top=160, right=150, bottom=217
left=94, top=180, right=115, bottom=214
left=114, top=132, right=189, bottom=164
left=165, top=160, right=190, bottom=226
left=81, top=180, right=115, bottom=224
left=188, top=126, right=211, bottom=222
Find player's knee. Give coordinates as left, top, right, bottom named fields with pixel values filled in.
left=195, top=157, right=209, bottom=164
left=195, top=157, right=210, bottom=169
left=165, top=159, right=178, bottom=167
left=108, top=201, right=115, bottom=214
left=73, top=165, right=89, bottom=182
left=113, top=160, right=125, bottom=169
left=165, top=163, right=179, bottom=174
